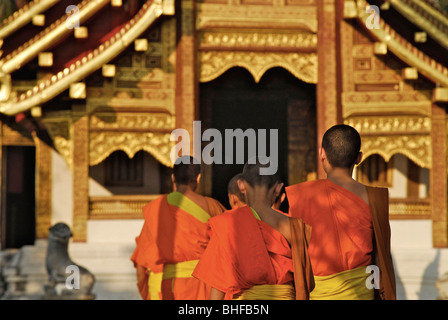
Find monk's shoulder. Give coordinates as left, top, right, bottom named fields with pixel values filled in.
left=204, top=196, right=227, bottom=216
left=142, top=194, right=167, bottom=219
left=288, top=180, right=326, bottom=191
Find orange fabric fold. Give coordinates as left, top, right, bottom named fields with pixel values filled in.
left=192, top=206, right=294, bottom=300
left=286, top=179, right=373, bottom=277
left=131, top=194, right=226, bottom=300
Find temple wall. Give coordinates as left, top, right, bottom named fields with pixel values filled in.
left=391, top=220, right=448, bottom=300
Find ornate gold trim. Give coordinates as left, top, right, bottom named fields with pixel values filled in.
left=390, top=0, right=448, bottom=50
left=199, top=30, right=318, bottom=51
left=360, top=135, right=431, bottom=169
left=199, top=51, right=317, bottom=83
left=1, top=0, right=109, bottom=75
left=355, top=0, right=448, bottom=88
left=89, top=131, right=173, bottom=167
left=0, top=0, right=169, bottom=116
left=89, top=195, right=162, bottom=219
left=0, top=0, right=59, bottom=39
left=389, top=199, right=431, bottom=219
left=197, top=2, right=318, bottom=33
left=342, top=90, right=433, bottom=117
left=345, top=116, right=431, bottom=135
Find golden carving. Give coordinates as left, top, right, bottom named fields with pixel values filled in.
left=342, top=90, right=432, bottom=117
left=89, top=131, right=173, bottom=167
left=200, top=51, right=317, bottom=83
left=360, top=135, right=431, bottom=169
left=354, top=0, right=448, bottom=88
left=0, top=0, right=59, bottom=39
left=389, top=200, right=431, bottom=218
left=90, top=112, right=175, bottom=131
left=390, top=0, right=448, bottom=50
left=197, top=2, right=318, bottom=32
left=199, top=31, right=317, bottom=50
left=345, top=116, right=431, bottom=135
left=89, top=195, right=161, bottom=219
left=0, top=0, right=167, bottom=116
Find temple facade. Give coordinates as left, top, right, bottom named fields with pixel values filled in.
left=0, top=0, right=447, bottom=299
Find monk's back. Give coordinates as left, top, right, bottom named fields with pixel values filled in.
left=286, top=179, right=373, bottom=276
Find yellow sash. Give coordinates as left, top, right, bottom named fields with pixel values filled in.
left=310, top=266, right=374, bottom=300
left=167, top=192, right=211, bottom=223
left=234, top=284, right=295, bottom=300
left=148, top=260, right=199, bottom=300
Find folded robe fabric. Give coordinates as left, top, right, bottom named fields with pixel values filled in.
left=193, top=205, right=314, bottom=300
left=131, top=192, right=226, bottom=300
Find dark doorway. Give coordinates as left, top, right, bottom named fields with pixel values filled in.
left=1, top=146, right=36, bottom=249
left=200, top=67, right=316, bottom=209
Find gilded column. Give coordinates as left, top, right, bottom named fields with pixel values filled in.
left=72, top=114, right=89, bottom=242
left=317, top=0, right=339, bottom=178
left=175, top=0, right=198, bottom=156
left=34, top=134, right=52, bottom=239
left=431, top=103, right=447, bottom=248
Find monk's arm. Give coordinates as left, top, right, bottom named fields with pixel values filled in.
left=136, top=264, right=149, bottom=300
left=210, top=287, right=225, bottom=300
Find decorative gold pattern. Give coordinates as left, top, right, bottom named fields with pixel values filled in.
left=199, top=51, right=317, bottom=83
left=389, top=199, right=431, bottom=219
left=197, top=2, right=318, bottom=32
left=390, top=0, right=448, bottom=50
left=360, top=135, right=431, bottom=169
left=342, top=90, right=433, bottom=117
left=345, top=116, right=431, bottom=135
left=199, top=31, right=317, bottom=51
left=0, top=0, right=59, bottom=39
left=90, top=112, right=175, bottom=131
left=0, top=0, right=169, bottom=116
left=89, top=195, right=162, bottom=219
left=354, top=0, right=448, bottom=88
left=89, top=131, right=173, bottom=167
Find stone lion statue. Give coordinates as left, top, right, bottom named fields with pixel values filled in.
left=44, top=223, right=95, bottom=299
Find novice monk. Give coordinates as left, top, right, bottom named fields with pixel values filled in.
left=227, top=173, right=246, bottom=209
left=286, top=124, right=396, bottom=300
left=131, top=156, right=226, bottom=300
left=193, top=159, right=314, bottom=300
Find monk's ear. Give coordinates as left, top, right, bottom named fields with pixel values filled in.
left=355, top=152, right=363, bottom=165
left=237, top=179, right=246, bottom=195
left=196, top=173, right=201, bottom=185
left=275, top=182, right=284, bottom=196
left=319, top=147, right=326, bottom=161
left=228, top=194, right=237, bottom=209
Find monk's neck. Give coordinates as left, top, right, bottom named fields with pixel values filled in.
left=326, top=167, right=356, bottom=185
left=175, top=185, right=197, bottom=196
left=247, top=193, right=273, bottom=213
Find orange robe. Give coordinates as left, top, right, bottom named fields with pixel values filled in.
left=131, top=192, right=226, bottom=300
left=286, top=179, right=373, bottom=277
left=193, top=206, right=309, bottom=300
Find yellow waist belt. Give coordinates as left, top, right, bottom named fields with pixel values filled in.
left=310, top=266, right=374, bottom=300
left=148, top=259, right=199, bottom=300
left=234, top=284, right=295, bottom=300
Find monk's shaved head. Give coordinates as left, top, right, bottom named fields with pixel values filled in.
left=173, top=155, right=201, bottom=185
left=322, top=124, right=361, bottom=169
left=242, top=157, right=280, bottom=189
left=228, top=173, right=245, bottom=201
